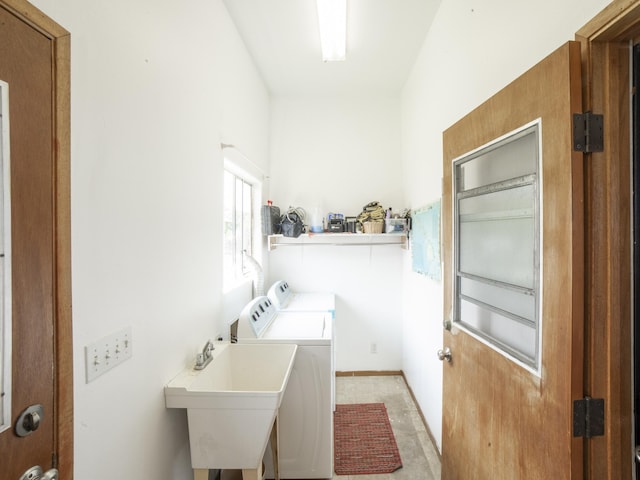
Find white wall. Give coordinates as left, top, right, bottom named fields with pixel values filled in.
left=28, top=1, right=269, bottom=479
left=268, top=96, right=405, bottom=371
left=270, top=96, right=403, bottom=213
left=400, top=0, right=611, bottom=452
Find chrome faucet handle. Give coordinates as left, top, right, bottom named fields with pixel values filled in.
left=194, top=340, right=215, bottom=370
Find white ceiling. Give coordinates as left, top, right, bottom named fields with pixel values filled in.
left=222, top=0, right=441, bottom=96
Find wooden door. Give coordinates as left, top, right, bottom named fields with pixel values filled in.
left=441, top=42, right=584, bottom=479
left=0, top=2, right=72, bottom=479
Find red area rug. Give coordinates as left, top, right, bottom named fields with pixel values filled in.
left=334, top=403, right=403, bottom=475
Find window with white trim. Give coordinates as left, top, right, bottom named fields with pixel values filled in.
left=222, top=152, right=262, bottom=291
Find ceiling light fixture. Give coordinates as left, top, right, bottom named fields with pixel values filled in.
left=316, top=0, right=346, bottom=62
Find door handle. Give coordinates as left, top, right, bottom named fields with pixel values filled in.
left=437, top=347, right=452, bottom=362
left=18, top=465, right=58, bottom=480
left=635, top=445, right=640, bottom=463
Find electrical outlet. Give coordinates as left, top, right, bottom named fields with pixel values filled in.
left=85, top=326, right=133, bottom=383
left=370, top=342, right=377, bottom=354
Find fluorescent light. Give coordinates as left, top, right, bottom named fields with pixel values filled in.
left=316, top=0, right=346, bottom=62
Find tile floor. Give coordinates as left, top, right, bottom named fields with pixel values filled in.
left=333, top=375, right=441, bottom=480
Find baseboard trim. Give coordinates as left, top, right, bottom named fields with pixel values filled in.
left=336, top=370, right=402, bottom=377
left=399, top=371, right=442, bottom=461
left=335, top=369, right=442, bottom=461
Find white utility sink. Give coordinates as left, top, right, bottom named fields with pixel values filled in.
left=165, top=342, right=297, bottom=470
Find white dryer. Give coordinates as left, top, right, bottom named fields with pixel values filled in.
left=238, top=296, right=334, bottom=479
left=267, top=280, right=335, bottom=317
left=267, top=280, right=336, bottom=413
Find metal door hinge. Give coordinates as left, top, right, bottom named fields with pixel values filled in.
left=573, top=396, right=605, bottom=438
left=573, top=112, right=604, bottom=153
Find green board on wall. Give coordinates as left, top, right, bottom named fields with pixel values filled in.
left=411, top=201, right=441, bottom=281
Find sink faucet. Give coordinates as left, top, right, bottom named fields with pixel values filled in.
left=194, top=339, right=215, bottom=370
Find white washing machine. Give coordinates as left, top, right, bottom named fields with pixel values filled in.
left=238, top=295, right=334, bottom=479
left=267, top=280, right=336, bottom=413
left=267, top=280, right=335, bottom=317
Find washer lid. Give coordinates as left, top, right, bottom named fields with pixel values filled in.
left=262, top=311, right=332, bottom=340
left=282, top=293, right=335, bottom=315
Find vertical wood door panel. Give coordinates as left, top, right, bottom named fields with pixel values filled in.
left=0, top=5, right=55, bottom=478
left=441, top=41, right=584, bottom=479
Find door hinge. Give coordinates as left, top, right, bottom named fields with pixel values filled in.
left=573, top=396, right=605, bottom=438
left=573, top=112, right=604, bottom=153
left=52, top=452, right=58, bottom=468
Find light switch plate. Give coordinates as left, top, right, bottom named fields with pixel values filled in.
left=84, top=326, right=133, bottom=383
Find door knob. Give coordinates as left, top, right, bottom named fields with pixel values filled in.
left=437, top=347, right=452, bottom=362
left=18, top=466, right=58, bottom=480
left=41, top=469, right=59, bottom=480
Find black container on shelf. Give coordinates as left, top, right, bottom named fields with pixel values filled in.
left=261, top=205, right=281, bottom=235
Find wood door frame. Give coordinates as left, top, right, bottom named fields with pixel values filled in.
left=576, top=1, right=640, bottom=478
left=0, top=0, right=72, bottom=477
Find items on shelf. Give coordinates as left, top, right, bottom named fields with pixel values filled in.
left=264, top=201, right=412, bottom=235
left=280, top=206, right=306, bottom=238
left=261, top=200, right=281, bottom=236
left=327, top=213, right=344, bottom=232
left=357, top=201, right=386, bottom=227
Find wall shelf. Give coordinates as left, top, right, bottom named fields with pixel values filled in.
left=267, top=233, right=408, bottom=251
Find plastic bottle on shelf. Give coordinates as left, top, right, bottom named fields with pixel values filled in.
left=310, top=206, right=324, bottom=233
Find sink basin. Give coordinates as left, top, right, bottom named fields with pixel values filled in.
left=165, top=342, right=297, bottom=469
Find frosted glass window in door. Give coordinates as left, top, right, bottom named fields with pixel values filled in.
left=459, top=184, right=535, bottom=287
left=0, top=81, right=11, bottom=433
left=453, top=121, right=540, bottom=370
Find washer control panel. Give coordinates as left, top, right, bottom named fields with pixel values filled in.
left=267, top=280, right=291, bottom=309
left=240, top=296, right=277, bottom=337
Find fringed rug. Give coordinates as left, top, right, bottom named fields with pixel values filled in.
left=334, top=403, right=403, bottom=475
